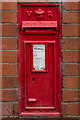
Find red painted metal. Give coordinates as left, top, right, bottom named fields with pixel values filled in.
left=24, top=42, right=54, bottom=109
left=24, top=41, right=56, bottom=43
left=26, top=107, right=54, bottom=109
left=20, top=112, right=61, bottom=116
left=35, top=9, right=44, bottom=15
left=22, top=21, right=57, bottom=34
left=22, top=21, right=57, bottom=28
left=28, top=98, right=37, bottom=102
left=18, top=4, right=61, bottom=117
left=35, top=9, right=44, bottom=19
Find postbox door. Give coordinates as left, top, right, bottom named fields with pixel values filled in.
left=24, top=41, right=56, bottom=109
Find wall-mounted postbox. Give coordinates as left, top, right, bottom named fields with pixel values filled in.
left=18, top=4, right=61, bottom=116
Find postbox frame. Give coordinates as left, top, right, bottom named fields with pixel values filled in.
left=18, top=3, right=61, bottom=117
left=24, top=41, right=56, bottom=110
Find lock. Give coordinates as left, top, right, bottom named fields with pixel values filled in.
left=32, top=77, right=34, bottom=82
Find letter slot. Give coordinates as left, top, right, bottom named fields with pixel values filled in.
left=21, top=21, right=58, bottom=34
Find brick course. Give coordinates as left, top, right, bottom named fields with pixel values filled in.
left=2, top=11, right=17, bottom=23
left=13, top=103, right=18, bottom=115
left=62, top=103, right=68, bottom=116
left=63, top=2, right=80, bottom=10
left=63, top=12, right=79, bottom=23
left=62, top=38, right=79, bottom=50
left=68, top=103, right=80, bottom=115
left=2, top=64, right=17, bottom=76
left=63, top=64, right=79, bottom=76
left=1, top=103, right=12, bottom=116
left=63, top=51, right=79, bottom=63
left=18, top=0, right=46, bottom=2
left=2, top=24, right=17, bottom=37
left=63, top=77, right=79, bottom=89
left=2, top=90, right=18, bottom=102
left=2, top=2, right=17, bottom=10
left=1, top=77, right=18, bottom=88
left=2, top=51, right=17, bottom=63
left=62, top=25, right=79, bottom=37
left=1, top=38, right=17, bottom=50
left=62, top=90, right=79, bottom=102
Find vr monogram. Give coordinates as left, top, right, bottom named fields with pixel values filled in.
left=26, top=9, right=53, bottom=19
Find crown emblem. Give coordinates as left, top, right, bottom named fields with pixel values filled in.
left=35, top=9, right=44, bottom=19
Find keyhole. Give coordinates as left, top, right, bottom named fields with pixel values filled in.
left=32, top=77, right=34, bottom=82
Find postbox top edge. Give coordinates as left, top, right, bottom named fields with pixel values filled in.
left=19, top=3, right=60, bottom=7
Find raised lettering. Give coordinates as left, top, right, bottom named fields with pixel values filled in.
left=26, top=11, right=32, bottom=17
left=48, top=11, right=53, bottom=18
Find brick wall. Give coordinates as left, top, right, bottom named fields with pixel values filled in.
left=0, top=2, right=18, bottom=119
left=62, top=2, right=80, bottom=117
left=0, top=1, right=80, bottom=120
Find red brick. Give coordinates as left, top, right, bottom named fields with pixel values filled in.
left=2, top=90, right=18, bottom=102
left=63, top=77, right=79, bottom=89
left=1, top=103, right=12, bottom=115
left=18, top=0, right=46, bottom=2
left=0, top=37, right=2, bottom=49
left=0, top=4, right=1, bottom=9
left=0, top=11, right=2, bottom=23
left=0, top=117, right=7, bottom=120
left=0, top=38, right=2, bottom=50
left=0, top=24, right=2, bottom=36
left=62, top=25, right=79, bottom=37
left=2, top=2, right=17, bottom=10
left=0, top=90, right=2, bottom=101
left=43, top=0, right=59, bottom=2
left=13, top=103, right=18, bottom=115
left=2, top=51, right=17, bottom=63
left=0, top=38, right=17, bottom=50
left=0, top=117, right=2, bottom=120
left=68, top=103, right=80, bottom=115
left=63, top=12, right=79, bottom=23
left=1, top=64, right=17, bottom=76
left=62, top=103, right=68, bottom=115
left=0, top=64, right=2, bottom=76
left=1, top=77, right=18, bottom=88
left=0, top=117, right=5, bottom=120
left=0, top=51, right=2, bottom=63
left=62, top=51, right=79, bottom=63
left=2, top=11, right=17, bottom=23
left=63, top=90, right=79, bottom=102
left=0, top=102, right=2, bottom=115
left=63, top=64, right=79, bottom=76
left=62, top=38, right=79, bottom=50
left=0, top=77, right=1, bottom=89
left=2, top=24, right=17, bottom=37
left=78, top=91, right=80, bottom=102
left=63, top=2, right=80, bottom=10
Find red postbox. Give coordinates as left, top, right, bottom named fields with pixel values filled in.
left=18, top=4, right=61, bottom=116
